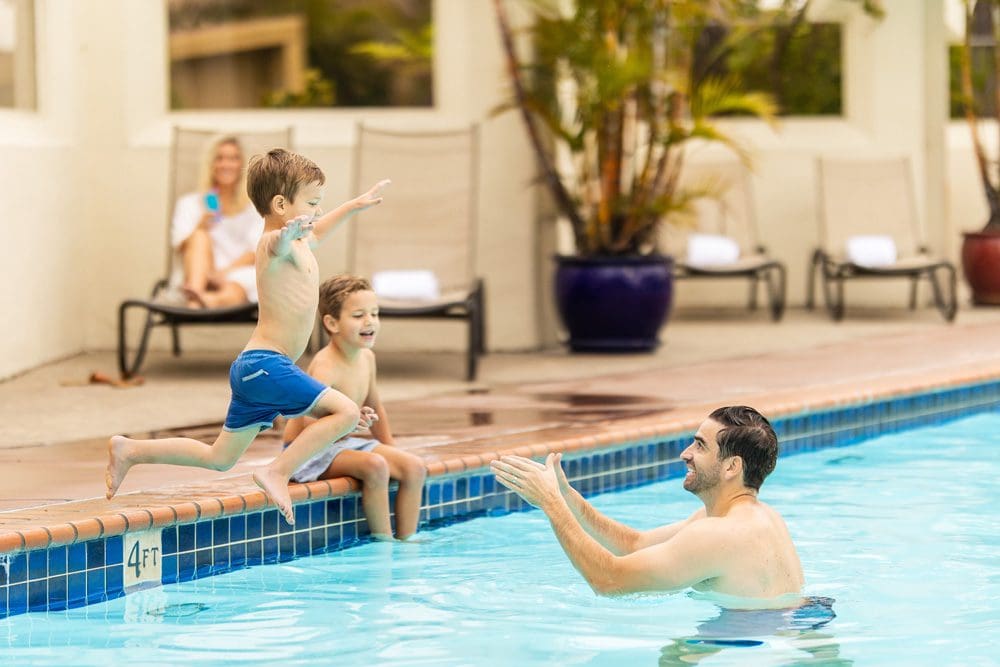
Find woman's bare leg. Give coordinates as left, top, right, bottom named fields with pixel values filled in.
left=106, top=427, right=261, bottom=499
left=321, top=450, right=393, bottom=539
left=179, top=227, right=215, bottom=295
left=372, top=445, right=427, bottom=539
left=253, top=390, right=360, bottom=525
left=198, top=282, right=248, bottom=309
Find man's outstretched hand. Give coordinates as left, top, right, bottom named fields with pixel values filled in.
left=492, top=454, right=564, bottom=509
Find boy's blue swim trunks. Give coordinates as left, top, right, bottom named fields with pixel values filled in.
left=223, top=349, right=329, bottom=432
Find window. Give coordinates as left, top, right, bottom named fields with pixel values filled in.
left=693, top=11, right=844, bottom=116
left=0, top=0, right=36, bottom=110
left=166, top=0, right=433, bottom=110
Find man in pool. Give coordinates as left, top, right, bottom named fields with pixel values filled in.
left=491, top=406, right=804, bottom=603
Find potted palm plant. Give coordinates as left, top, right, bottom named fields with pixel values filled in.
left=959, top=0, right=1000, bottom=304
left=493, top=0, right=775, bottom=351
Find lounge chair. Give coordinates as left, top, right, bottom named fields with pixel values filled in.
left=117, top=126, right=293, bottom=378
left=666, top=161, right=787, bottom=321
left=808, top=156, right=957, bottom=321
left=348, top=123, right=485, bottom=380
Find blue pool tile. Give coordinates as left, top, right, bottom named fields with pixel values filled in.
left=231, top=541, right=246, bottom=567
left=469, top=475, right=482, bottom=497
left=67, top=573, right=88, bottom=609
left=230, top=515, right=246, bottom=543
left=161, top=526, right=178, bottom=556
left=262, top=537, right=278, bottom=563
left=246, top=540, right=262, bottom=566
left=27, top=580, right=46, bottom=611
left=177, top=552, right=196, bottom=582
left=28, top=550, right=46, bottom=580
left=195, top=549, right=213, bottom=575
left=212, top=546, right=230, bottom=573
left=162, top=555, right=178, bottom=584
left=262, top=510, right=279, bottom=537
left=86, top=568, right=105, bottom=603
left=310, top=528, right=326, bottom=553
left=106, top=536, right=124, bottom=565
left=7, top=583, right=26, bottom=614
left=0, top=585, right=6, bottom=616
left=342, top=520, right=358, bottom=543
left=246, top=513, right=262, bottom=539
left=7, top=554, right=26, bottom=584
left=455, top=477, right=468, bottom=499
left=326, top=499, right=342, bottom=524
left=442, top=480, right=455, bottom=503
left=67, top=543, right=87, bottom=574
left=310, top=502, right=325, bottom=527
left=343, top=497, right=358, bottom=522
left=293, top=504, right=310, bottom=529
left=48, top=574, right=67, bottom=609
left=213, top=518, right=229, bottom=546
left=105, top=565, right=123, bottom=596
left=482, top=475, right=496, bottom=494
left=48, top=546, right=67, bottom=576
left=326, top=524, right=342, bottom=548
left=294, top=531, right=310, bottom=555
left=196, top=521, right=213, bottom=549
left=279, top=534, right=295, bottom=560
left=177, top=524, right=195, bottom=552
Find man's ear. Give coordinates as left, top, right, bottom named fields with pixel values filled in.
left=725, top=455, right=743, bottom=480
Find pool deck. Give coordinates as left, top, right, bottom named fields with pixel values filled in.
left=3, top=307, right=1000, bottom=553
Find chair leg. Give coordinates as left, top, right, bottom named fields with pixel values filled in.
left=747, top=274, right=759, bottom=311
left=171, top=323, right=182, bottom=357
left=766, top=264, right=787, bottom=322
left=908, top=275, right=919, bottom=310
left=928, top=265, right=958, bottom=322
left=118, top=302, right=156, bottom=379
left=805, top=249, right=821, bottom=310
left=466, top=305, right=479, bottom=382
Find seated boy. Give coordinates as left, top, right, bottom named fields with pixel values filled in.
left=283, top=275, right=427, bottom=540
left=106, top=149, right=389, bottom=525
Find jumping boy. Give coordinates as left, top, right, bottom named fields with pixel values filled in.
left=282, top=275, right=427, bottom=540
left=106, top=149, right=390, bottom=525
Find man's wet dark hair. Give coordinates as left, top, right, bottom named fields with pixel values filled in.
left=709, top=406, right=778, bottom=491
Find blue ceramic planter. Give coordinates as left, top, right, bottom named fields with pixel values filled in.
left=554, top=255, right=673, bottom=352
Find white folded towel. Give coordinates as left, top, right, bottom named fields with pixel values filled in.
left=372, top=270, right=441, bottom=301
left=686, top=233, right=740, bottom=267
left=846, top=235, right=897, bottom=267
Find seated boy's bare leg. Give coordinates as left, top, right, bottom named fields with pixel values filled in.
left=258, top=390, right=359, bottom=525
left=106, top=428, right=260, bottom=499
left=320, top=450, right=393, bottom=539
left=372, top=445, right=427, bottom=540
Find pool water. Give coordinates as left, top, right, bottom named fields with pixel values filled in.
left=2, top=413, right=999, bottom=666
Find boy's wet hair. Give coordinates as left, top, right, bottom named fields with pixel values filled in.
left=709, top=406, right=778, bottom=491
left=319, top=275, right=374, bottom=329
left=246, top=148, right=325, bottom=216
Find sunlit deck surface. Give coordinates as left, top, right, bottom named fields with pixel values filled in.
left=2, top=308, right=1000, bottom=550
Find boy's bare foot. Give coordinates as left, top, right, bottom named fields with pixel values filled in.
left=252, top=469, right=295, bottom=525
left=106, top=436, right=132, bottom=499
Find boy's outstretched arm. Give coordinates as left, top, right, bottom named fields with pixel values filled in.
left=310, top=180, right=391, bottom=244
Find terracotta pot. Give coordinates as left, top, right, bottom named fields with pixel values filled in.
left=961, top=231, right=1000, bottom=305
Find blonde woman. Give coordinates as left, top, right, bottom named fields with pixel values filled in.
left=170, top=135, right=264, bottom=309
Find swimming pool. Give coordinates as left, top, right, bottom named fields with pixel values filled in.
left=1, top=412, right=997, bottom=665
